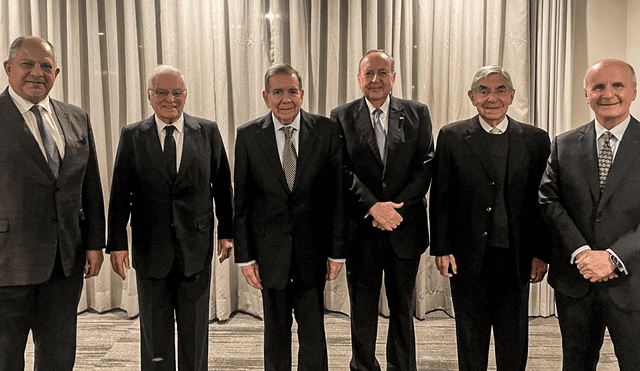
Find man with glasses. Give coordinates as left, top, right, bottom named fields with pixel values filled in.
left=107, top=65, right=233, bottom=371
left=430, top=65, right=551, bottom=371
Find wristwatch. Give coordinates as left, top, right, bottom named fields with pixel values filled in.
left=609, top=252, right=624, bottom=271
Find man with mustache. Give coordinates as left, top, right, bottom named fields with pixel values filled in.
left=0, top=36, right=105, bottom=370
left=539, top=59, right=640, bottom=370
left=430, top=65, right=551, bottom=371
left=107, top=65, right=233, bottom=371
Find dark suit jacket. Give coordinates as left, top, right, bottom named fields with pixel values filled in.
left=233, top=110, right=346, bottom=290
left=539, top=116, right=640, bottom=311
left=0, top=87, right=105, bottom=286
left=107, top=113, right=233, bottom=279
left=430, top=115, right=551, bottom=282
left=330, top=96, right=434, bottom=259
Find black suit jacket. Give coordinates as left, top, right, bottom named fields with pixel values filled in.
left=233, top=110, right=346, bottom=290
left=539, top=117, right=640, bottom=311
left=0, top=87, right=105, bottom=286
left=430, top=115, right=551, bottom=282
left=330, top=96, right=434, bottom=259
left=107, top=113, right=233, bottom=279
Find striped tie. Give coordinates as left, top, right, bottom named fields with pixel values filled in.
left=30, top=105, right=61, bottom=178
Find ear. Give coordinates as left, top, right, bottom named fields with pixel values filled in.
left=467, top=90, right=475, bottom=104
left=262, top=90, right=269, bottom=105
left=4, top=60, right=10, bottom=76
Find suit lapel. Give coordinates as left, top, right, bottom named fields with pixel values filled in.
left=0, top=89, right=54, bottom=179
left=176, top=113, right=200, bottom=185
left=256, top=114, right=291, bottom=193
left=579, top=121, right=601, bottom=203
left=354, top=97, right=384, bottom=167
left=506, top=119, right=529, bottom=187
left=464, top=116, right=499, bottom=181
left=385, top=96, right=405, bottom=176
left=140, top=116, right=174, bottom=185
left=600, top=117, right=640, bottom=205
left=296, top=110, right=318, bottom=191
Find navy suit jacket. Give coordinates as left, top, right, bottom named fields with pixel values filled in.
left=330, top=96, right=434, bottom=259
left=430, top=115, right=551, bottom=283
left=107, top=113, right=233, bottom=279
left=539, top=116, right=640, bottom=310
left=233, top=110, right=346, bottom=290
left=0, top=87, right=105, bottom=286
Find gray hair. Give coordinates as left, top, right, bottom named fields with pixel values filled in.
left=584, top=59, right=637, bottom=89
left=7, top=36, right=57, bottom=65
left=147, top=65, right=187, bottom=91
left=470, top=65, right=514, bottom=93
left=358, top=50, right=395, bottom=75
left=264, top=63, right=302, bottom=92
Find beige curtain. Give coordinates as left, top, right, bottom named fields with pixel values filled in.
left=0, top=0, right=569, bottom=320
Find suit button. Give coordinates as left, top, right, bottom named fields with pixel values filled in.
left=382, top=183, right=387, bottom=188
left=486, top=207, right=492, bottom=212
left=490, top=182, right=495, bottom=186
left=482, top=232, right=488, bottom=237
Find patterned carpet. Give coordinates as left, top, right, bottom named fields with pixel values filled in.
left=22, top=310, right=619, bottom=370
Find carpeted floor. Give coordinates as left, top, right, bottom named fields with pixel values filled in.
left=23, top=310, right=619, bottom=370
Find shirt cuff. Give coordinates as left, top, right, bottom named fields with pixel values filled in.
left=606, top=249, right=628, bottom=274
left=570, top=245, right=591, bottom=264
left=237, top=260, right=256, bottom=267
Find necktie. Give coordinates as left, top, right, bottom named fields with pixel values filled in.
left=598, top=131, right=614, bottom=191
left=164, top=125, right=177, bottom=181
left=30, top=105, right=61, bottom=178
left=490, top=127, right=502, bottom=134
left=373, top=108, right=386, bottom=161
left=282, top=126, right=297, bottom=191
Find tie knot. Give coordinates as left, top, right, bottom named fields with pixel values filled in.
left=282, top=125, right=294, bottom=138
left=165, top=125, right=176, bottom=136
left=373, top=108, right=382, bottom=119
left=30, top=105, right=41, bottom=116
left=602, top=131, right=613, bottom=143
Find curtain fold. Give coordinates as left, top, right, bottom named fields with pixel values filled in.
left=0, top=0, right=568, bottom=320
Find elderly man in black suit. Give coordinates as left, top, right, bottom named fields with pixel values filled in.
left=107, top=65, right=234, bottom=371
left=430, top=65, right=550, bottom=371
left=330, top=50, right=434, bottom=371
left=234, top=63, right=346, bottom=371
left=0, top=36, right=105, bottom=371
left=539, top=59, right=640, bottom=370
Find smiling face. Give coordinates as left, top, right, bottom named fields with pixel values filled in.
left=4, top=38, right=59, bottom=104
left=148, top=71, right=187, bottom=124
left=467, top=73, right=515, bottom=127
left=262, top=73, right=304, bottom=124
left=585, top=60, right=637, bottom=129
left=358, top=51, right=396, bottom=108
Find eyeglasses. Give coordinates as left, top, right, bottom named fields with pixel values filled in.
left=475, top=86, right=511, bottom=97
left=150, top=89, right=186, bottom=98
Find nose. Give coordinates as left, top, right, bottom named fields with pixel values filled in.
left=602, top=85, right=614, bottom=98
left=29, top=64, right=44, bottom=76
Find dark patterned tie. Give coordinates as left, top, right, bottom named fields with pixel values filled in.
left=598, top=131, right=614, bottom=192
left=282, top=126, right=297, bottom=191
left=30, top=105, right=61, bottom=178
left=164, top=125, right=177, bottom=181
left=373, top=108, right=386, bottom=161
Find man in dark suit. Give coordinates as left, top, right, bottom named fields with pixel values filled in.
left=539, top=59, right=640, bottom=370
left=0, top=36, right=105, bottom=371
left=330, top=50, right=434, bottom=371
left=107, top=65, right=233, bottom=371
left=430, top=65, right=550, bottom=371
left=234, top=63, right=346, bottom=371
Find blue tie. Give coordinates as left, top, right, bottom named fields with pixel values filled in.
left=30, top=105, right=61, bottom=178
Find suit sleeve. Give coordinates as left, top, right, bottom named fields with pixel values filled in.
left=538, top=136, right=589, bottom=262
left=329, top=120, right=347, bottom=259
left=209, top=124, right=234, bottom=239
left=530, top=131, right=552, bottom=262
left=81, top=113, right=106, bottom=250
left=429, top=127, right=453, bottom=256
left=106, top=127, right=134, bottom=253
left=232, top=128, right=253, bottom=264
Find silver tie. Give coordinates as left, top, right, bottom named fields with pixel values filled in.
left=30, top=105, right=61, bottom=178
left=282, top=126, right=297, bottom=191
left=598, top=131, right=614, bottom=191
left=373, top=108, right=386, bottom=161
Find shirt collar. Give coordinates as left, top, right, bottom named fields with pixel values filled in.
left=479, top=115, right=509, bottom=134
left=8, top=85, right=54, bottom=115
left=155, top=113, right=185, bottom=135
left=595, top=115, right=630, bottom=141
left=364, top=95, right=391, bottom=117
left=271, top=111, right=301, bottom=132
